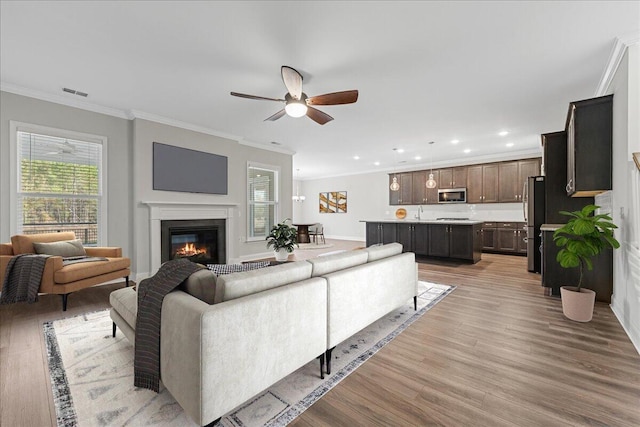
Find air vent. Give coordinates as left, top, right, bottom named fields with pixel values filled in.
left=62, top=87, right=88, bottom=97
left=270, top=141, right=282, bottom=145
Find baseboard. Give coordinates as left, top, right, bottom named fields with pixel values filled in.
left=325, top=234, right=366, bottom=242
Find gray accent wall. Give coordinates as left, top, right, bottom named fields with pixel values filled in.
left=0, top=92, right=293, bottom=280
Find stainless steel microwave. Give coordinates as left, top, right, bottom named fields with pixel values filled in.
left=438, top=188, right=467, bottom=203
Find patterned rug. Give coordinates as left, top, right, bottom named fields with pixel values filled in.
left=44, top=281, right=454, bottom=427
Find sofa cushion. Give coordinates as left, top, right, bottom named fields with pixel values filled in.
left=54, top=257, right=131, bottom=284
left=33, top=239, right=86, bottom=257
left=180, top=269, right=218, bottom=304
left=11, top=232, right=76, bottom=255
left=306, top=250, right=368, bottom=277
left=366, top=242, right=403, bottom=262
left=214, top=261, right=312, bottom=303
left=110, top=287, right=137, bottom=330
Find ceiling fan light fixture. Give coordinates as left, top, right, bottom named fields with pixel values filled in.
left=285, top=101, right=308, bottom=118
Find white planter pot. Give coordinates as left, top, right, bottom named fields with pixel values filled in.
left=560, top=286, right=596, bottom=322
left=274, top=248, right=290, bottom=262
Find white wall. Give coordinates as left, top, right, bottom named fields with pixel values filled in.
left=608, top=43, right=640, bottom=353
left=294, top=170, right=533, bottom=241
left=0, top=91, right=133, bottom=256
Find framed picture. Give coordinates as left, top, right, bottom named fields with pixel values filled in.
left=319, top=191, right=347, bottom=213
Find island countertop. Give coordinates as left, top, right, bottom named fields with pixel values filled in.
left=360, top=219, right=484, bottom=225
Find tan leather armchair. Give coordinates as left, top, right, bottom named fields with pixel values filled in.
left=0, top=232, right=130, bottom=310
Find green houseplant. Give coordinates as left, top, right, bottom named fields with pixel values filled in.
left=266, top=218, right=298, bottom=261
left=553, top=204, right=620, bottom=322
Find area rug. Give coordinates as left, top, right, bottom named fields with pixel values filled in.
left=44, top=281, right=454, bottom=427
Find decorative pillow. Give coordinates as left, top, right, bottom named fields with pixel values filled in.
left=207, top=261, right=271, bottom=276
left=32, top=239, right=86, bottom=257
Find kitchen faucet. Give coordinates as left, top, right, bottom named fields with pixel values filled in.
left=415, top=205, right=423, bottom=220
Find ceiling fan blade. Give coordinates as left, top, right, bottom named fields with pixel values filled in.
left=281, top=66, right=303, bottom=100
left=264, top=109, right=287, bottom=122
left=307, top=90, right=359, bottom=106
left=306, top=107, right=334, bottom=125
left=230, top=92, right=285, bottom=102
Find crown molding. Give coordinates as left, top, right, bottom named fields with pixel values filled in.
left=1, top=82, right=130, bottom=119
left=127, top=109, right=241, bottom=142
left=595, top=33, right=640, bottom=96
left=238, top=139, right=296, bottom=155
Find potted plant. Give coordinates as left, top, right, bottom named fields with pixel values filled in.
left=266, top=218, right=298, bottom=261
left=553, top=204, right=620, bottom=322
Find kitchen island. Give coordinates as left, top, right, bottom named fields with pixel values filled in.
left=362, top=219, right=483, bottom=263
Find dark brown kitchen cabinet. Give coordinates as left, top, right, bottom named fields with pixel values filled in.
left=481, top=222, right=497, bottom=250
left=388, top=173, right=413, bottom=205
left=496, top=222, right=518, bottom=252
left=425, top=170, right=439, bottom=204
left=397, top=223, right=429, bottom=255
left=566, top=94, right=613, bottom=197
left=467, top=163, right=498, bottom=203
left=498, top=159, right=540, bottom=203
left=428, top=224, right=481, bottom=262
left=516, top=227, right=528, bottom=254
left=366, top=222, right=397, bottom=246
left=412, top=171, right=426, bottom=204
left=438, top=167, right=467, bottom=189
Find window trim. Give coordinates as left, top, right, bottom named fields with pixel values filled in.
left=246, top=161, right=280, bottom=242
left=9, top=121, right=108, bottom=245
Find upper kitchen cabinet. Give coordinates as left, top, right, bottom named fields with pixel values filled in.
left=389, top=172, right=413, bottom=205
left=438, top=167, right=468, bottom=190
left=498, top=158, right=541, bottom=202
left=467, top=163, right=499, bottom=203
left=412, top=171, right=428, bottom=204
left=566, top=94, right=613, bottom=197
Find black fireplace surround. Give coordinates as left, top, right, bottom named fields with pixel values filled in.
left=161, top=219, right=226, bottom=265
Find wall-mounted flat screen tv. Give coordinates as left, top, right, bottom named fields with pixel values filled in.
left=153, top=142, right=228, bottom=195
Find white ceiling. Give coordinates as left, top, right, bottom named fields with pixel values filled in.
left=1, top=1, right=638, bottom=180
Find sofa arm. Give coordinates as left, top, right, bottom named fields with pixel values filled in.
left=85, top=247, right=122, bottom=257
left=161, top=279, right=327, bottom=426
left=0, top=255, right=12, bottom=281
left=0, top=255, right=63, bottom=293
left=0, top=243, right=13, bottom=256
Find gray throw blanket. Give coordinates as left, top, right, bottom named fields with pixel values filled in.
left=0, top=254, right=51, bottom=305
left=134, top=258, right=203, bottom=392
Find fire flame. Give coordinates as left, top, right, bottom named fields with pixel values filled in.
left=175, top=242, right=208, bottom=257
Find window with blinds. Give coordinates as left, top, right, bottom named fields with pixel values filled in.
left=247, top=163, right=279, bottom=240
left=17, top=131, right=103, bottom=245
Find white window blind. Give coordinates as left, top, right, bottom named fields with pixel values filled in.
left=247, top=164, right=278, bottom=240
left=17, top=131, right=103, bottom=245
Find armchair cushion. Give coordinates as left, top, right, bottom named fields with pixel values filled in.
left=54, top=257, right=130, bottom=284
left=33, top=239, right=86, bottom=257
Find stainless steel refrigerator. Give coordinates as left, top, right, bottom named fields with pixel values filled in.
left=524, top=176, right=545, bottom=273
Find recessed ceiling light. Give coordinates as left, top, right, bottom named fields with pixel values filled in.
left=414, top=156, right=422, bottom=160
left=506, top=142, right=514, bottom=147
left=499, top=131, right=509, bottom=137
left=451, top=139, right=459, bottom=144
left=353, top=155, right=360, bottom=160
left=374, top=161, right=380, bottom=166
left=463, top=149, right=471, bottom=154
left=397, top=148, right=405, bottom=153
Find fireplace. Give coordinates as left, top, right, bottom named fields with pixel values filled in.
left=161, top=219, right=226, bottom=265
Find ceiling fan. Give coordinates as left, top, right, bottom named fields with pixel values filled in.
left=231, top=66, right=358, bottom=125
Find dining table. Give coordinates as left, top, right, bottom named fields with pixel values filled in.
left=292, top=223, right=316, bottom=244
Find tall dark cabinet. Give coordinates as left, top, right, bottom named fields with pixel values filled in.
left=541, top=132, right=593, bottom=223
left=566, top=94, right=613, bottom=197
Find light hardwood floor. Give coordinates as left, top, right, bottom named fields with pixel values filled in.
left=1, top=241, right=639, bottom=426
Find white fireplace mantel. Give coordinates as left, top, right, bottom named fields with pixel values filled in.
left=143, top=201, right=238, bottom=274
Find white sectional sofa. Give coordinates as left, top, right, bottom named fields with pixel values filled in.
left=110, top=243, right=417, bottom=426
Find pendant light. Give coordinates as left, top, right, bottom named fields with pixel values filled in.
left=426, top=141, right=437, bottom=189
left=389, top=148, right=400, bottom=191
left=292, top=169, right=306, bottom=202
